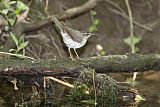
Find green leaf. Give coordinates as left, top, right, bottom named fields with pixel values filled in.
left=135, top=47, right=139, bottom=53
left=8, top=18, right=16, bottom=26
left=15, top=8, right=21, bottom=15
left=18, top=36, right=24, bottom=44
left=93, top=19, right=100, bottom=25
left=132, top=36, right=141, bottom=45
left=3, top=0, right=10, bottom=8
left=10, top=32, right=19, bottom=48
left=124, top=36, right=132, bottom=47
left=124, top=36, right=141, bottom=47
left=18, top=41, right=29, bottom=51
left=16, top=1, right=29, bottom=11
left=0, top=45, right=3, bottom=49
left=100, top=50, right=106, bottom=56
left=1, top=9, right=9, bottom=15
left=77, top=84, right=88, bottom=90
left=89, top=26, right=96, bottom=32
left=9, top=1, right=16, bottom=5
left=90, top=10, right=97, bottom=16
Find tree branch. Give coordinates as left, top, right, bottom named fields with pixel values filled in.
left=59, top=0, right=101, bottom=20
left=2, top=0, right=102, bottom=51
left=0, top=54, right=160, bottom=77
left=13, top=0, right=101, bottom=36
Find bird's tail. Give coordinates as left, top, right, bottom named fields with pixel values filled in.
left=51, top=16, right=64, bottom=31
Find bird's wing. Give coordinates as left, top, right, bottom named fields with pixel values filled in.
left=64, top=26, right=83, bottom=43
left=51, top=16, right=83, bottom=43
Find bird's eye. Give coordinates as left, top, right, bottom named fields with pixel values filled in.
left=84, top=33, right=94, bottom=36
left=84, top=33, right=90, bottom=36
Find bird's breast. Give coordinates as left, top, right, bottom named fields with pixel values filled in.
left=60, top=32, right=87, bottom=49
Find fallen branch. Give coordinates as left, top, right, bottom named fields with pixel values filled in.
left=0, top=54, right=160, bottom=77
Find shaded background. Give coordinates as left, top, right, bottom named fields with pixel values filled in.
left=0, top=0, right=160, bottom=106
left=21, top=0, right=160, bottom=59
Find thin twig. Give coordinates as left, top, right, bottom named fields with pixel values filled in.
left=0, top=51, right=34, bottom=60
left=46, top=29, right=63, bottom=58
left=108, top=0, right=151, bottom=35
left=105, top=0, right=126, bottom=15
left=26, top=43, right=40, bottom=59
left=109, top=8, right=152, bottom=31
left=106, top=0, right=153, bottom=31
left=48, top=77, right=74, bottom=88
left=44, top=0, right=49, bottom=16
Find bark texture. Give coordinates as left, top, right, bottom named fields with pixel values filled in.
left=0, top=54, right=160, bottom=77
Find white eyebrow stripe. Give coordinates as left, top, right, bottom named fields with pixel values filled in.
left=84, top=33, right=91, bottom=34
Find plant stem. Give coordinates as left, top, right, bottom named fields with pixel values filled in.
left=125, top=0, right=135, bottom=54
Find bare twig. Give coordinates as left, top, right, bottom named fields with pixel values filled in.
left=26, top=43, right=40, bottom=59
left=44, top=0, right=49, bottom=16
left=26, top=47, right=39, bottom=59
left=108, top=8, right=153, bottom=31
left=106, top=0, right=153, bottom=31
left=46, top=29, right=63, bottom=58
left=0, top=51, right=34, bottom=60
left=105, top=0, right=126, bottom=15
left=48, top=77, right=74, bottom=88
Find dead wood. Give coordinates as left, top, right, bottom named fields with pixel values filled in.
left=0, top=54, right=160, bottom=77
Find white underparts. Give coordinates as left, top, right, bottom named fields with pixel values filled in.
left=60, top=31, right=87, bottom=49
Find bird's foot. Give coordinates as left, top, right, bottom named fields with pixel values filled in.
left=75, top=56, right=82, bottom=60
left=69, top=56, right=75, bottom=61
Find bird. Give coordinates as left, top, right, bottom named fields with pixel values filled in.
left=51, top=16, right=94, bottom=60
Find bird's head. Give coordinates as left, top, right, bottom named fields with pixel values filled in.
left=83, top=33, right=94, bottom=39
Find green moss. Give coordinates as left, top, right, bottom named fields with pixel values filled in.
left=68, top=68, right=118, bottom=104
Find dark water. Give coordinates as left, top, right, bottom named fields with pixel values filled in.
left=0, top=72, right=159, bottom=107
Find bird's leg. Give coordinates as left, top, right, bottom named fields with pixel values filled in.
left=68, top=48, right=74, bottom=60
left=74, top=48, right=79, bottom=58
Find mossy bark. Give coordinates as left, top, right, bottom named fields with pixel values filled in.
left=0, top=54, right=160, bottom=77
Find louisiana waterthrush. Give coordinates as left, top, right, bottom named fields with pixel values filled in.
left=51, top=16, right=94, bottom=60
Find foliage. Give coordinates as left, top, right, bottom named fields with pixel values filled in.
left=68, top=83, right=95, bottom=105
left=89, top=10, right=100, bottom=32
left=0, top=0, right=29, bottom=54
left=9, top=32, right=29, bottom=54
left=124, top=36, right=141, bottom=53
left=0, top=0, right=29, bottom=26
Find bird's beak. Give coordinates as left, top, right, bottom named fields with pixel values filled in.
left=91, top=33, right=95, bottom=36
